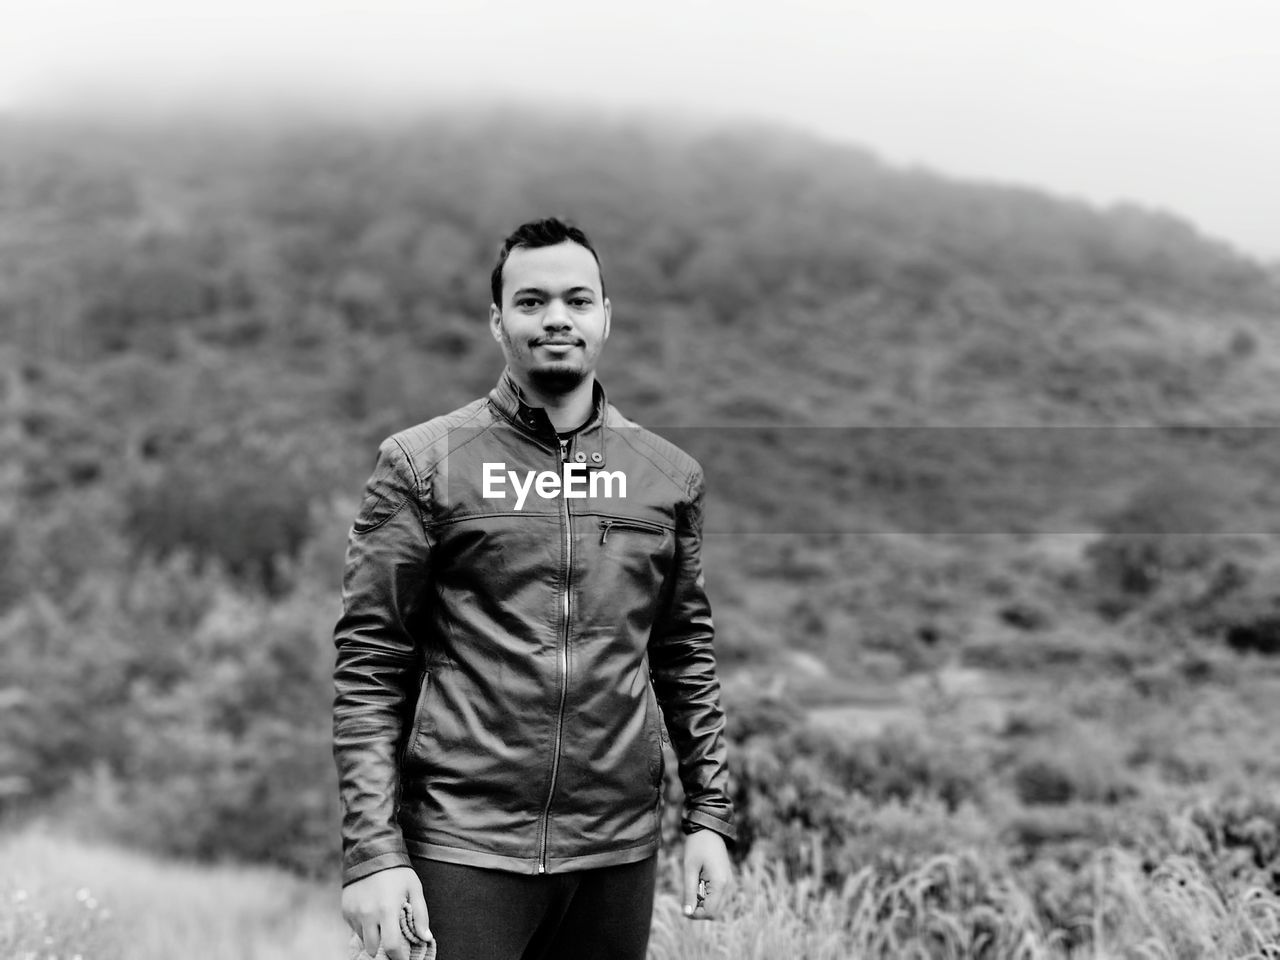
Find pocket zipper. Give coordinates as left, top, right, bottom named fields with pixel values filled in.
left=401, top=668, right=433, bottom=767
left=599, top=518, right=668, bottom=544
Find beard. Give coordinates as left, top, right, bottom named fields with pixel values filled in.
left=496, top=320, right=596, bottom=396
left=527, top=361, right=588, bottom=395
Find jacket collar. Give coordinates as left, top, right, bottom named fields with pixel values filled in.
left=488, top=368, right=609, bottom=468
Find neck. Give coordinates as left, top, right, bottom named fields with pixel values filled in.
left=510, top=370, right=597, bottom=434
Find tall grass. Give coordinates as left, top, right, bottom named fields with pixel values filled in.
left=4, top=828, right=1277, bottom=959
left=649, top=848, right=1280, bottom=959
left=0, top=827, right=348, bottom=960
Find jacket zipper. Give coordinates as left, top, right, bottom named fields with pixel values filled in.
left=599, top=517, right=668, bottom=544
left=539, top=436, right=573, bottom=874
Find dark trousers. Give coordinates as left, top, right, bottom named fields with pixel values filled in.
left=411, top=855, right=657, bottom=960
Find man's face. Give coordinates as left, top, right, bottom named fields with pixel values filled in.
left=489, top=241, right=611, bottom=395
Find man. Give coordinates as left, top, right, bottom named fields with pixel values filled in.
left=333, top=217, right=736, bottom=960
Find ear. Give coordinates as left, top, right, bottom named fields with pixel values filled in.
left=602, top=297, right=612, bottom=342
left=489, top=302, right=504, bottom=344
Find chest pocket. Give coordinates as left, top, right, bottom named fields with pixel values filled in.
left=598, top=517, right=670, bottom=546
left=581, top=516, right=676, bottom=624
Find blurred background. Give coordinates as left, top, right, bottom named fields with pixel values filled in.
left=3, top=2, right=1280, bottom=957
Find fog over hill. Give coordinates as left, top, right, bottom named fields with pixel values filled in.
left=4, top=108, right=1277, bottom=431
left=4, top=107, right=1279, bottom=544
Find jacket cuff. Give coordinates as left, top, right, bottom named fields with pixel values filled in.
left=683, top=808, right=737, bottom=846
left=342, top=848, right=413, bottom=887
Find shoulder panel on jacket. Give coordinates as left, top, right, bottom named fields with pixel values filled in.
left=606, top=404, right=702, bottom=493
left=385, top=398, right=492, bottom=474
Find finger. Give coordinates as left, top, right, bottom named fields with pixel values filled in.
left=343, top=909, right=361, bottom=938
left=697, top=877, right=718, bottom=920
left=381, top=912, right=411, bottom=960
left=682, top=860, right=701, bottom=918
left=399, top=904, right=417, bottom=946
left=362, top=919, right=380, bottom=958
left=399, top=900, right=429, bottom=946
left=407, top=885, right=433, bottom=942
left=707, top=861, right=733, bottom=902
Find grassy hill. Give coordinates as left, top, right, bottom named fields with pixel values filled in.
left=3, top=106, right=1280, bottom=955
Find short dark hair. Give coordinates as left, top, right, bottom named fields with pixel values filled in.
left=490, top=217, right=605, bottom=307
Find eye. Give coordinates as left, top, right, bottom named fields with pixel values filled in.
left=570, top=297, right=593, bottom=307
left=515, top=297, right=541, bottom=309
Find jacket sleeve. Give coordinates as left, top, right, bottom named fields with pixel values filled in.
left=648, top=465, right=737, bottom=844
left=332, top=437, right=431, bottom=885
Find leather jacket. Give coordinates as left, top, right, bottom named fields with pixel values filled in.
left=332, top=369, right=736, bottom=884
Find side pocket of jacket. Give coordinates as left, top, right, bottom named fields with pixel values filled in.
left=645, top=682, right=666, bottom=786
left=401, top=668, right=433, bottom=771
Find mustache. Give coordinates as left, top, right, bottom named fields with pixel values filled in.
left=531, top=337, right=584, bottom=346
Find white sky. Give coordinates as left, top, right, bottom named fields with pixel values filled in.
left=2, top=0, right=1277, bottom=261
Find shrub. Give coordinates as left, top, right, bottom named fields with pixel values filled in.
left=0, top=554, right=342, bottom=877
left=1013, top=758, right=1076, bottom=806
left=1198, top=582, right=1280, bottom=655
left=709, top=701, right=989, bottom=887
left=1172, top=795, right=1280, bottom=890
left=804, top=725, right=984, bottom=810
left=127, top=458, right=314, bottom=596
left=1009, top=737, right=1136, bottom=808
left=1085, top=478, right=1235, bottom=619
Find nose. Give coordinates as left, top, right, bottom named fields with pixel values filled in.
left=542, top=299, right=571, bottom=330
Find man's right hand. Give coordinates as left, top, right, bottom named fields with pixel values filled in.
left=341, top=866, right=431, bottom=960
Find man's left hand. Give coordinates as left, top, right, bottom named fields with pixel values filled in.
left=681, top=829, right=733, bottom=921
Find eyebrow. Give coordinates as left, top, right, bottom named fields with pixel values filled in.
left=511, top=286, right=596, bottom=298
